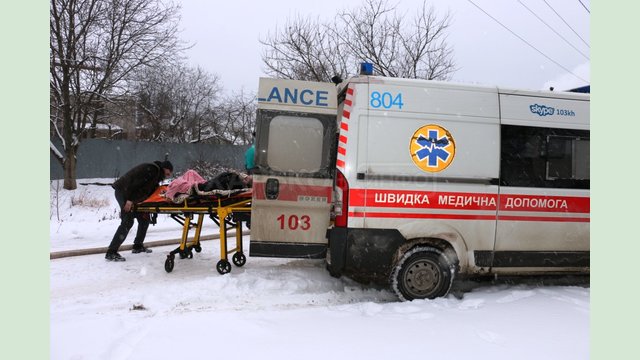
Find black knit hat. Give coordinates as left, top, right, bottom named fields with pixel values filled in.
left=160, top=160, right=173, bottom=171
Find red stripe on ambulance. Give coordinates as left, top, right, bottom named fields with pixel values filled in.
left=348, top=211, right=589, bottom=222
left=336, top=84, right=355, bottom=173
left=349, top=188, right=589, bottom=214
left=350, top=212, right=496, bottom=221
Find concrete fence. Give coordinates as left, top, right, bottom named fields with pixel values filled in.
left=50, top=138, right=249, bottom=180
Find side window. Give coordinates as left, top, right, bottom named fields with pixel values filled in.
left=501, top=125, right=589, bottom=189
left=546, top=136, right=590, bottom=180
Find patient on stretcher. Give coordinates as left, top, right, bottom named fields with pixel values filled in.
left=164, top=170, right=251, bottom=203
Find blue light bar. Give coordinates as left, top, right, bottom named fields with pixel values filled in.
left=360, top=62, right=373, bottom=75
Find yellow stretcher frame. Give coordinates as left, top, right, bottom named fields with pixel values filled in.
left=134, top=192, right=251, bottom=274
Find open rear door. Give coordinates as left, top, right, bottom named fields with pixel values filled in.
left=250, top=78, right=337, bottom=258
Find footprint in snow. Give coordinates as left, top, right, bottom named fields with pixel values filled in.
left=496, top=289, right=535, bottom=304
left=477, top=330, right=505, bottom=345
left=458, top=298, right=484, bottom=310
left=360, top=302, right=384, bottom=316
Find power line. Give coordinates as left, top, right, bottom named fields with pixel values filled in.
left=542, top=0, right=590, bottom=48
left=517, top=0, right=589, bottom=60
left=466, top=0, right=588, bottom=84
left=578, top=0, right=590, bottom=14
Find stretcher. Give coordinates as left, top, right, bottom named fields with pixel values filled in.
left=134, top=185, right=252, bottom=274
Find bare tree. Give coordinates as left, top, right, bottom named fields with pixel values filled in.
left=260, top=0, right=455, bottom=82
left=135, top=63, right=222, bottom=143
left=261, top=16, right=350, bottom=82
left=134, top=62, right=256, bottom=146
left=50, top=0, right=183, bottom=189
left=213, top=89, right=257, bottom=145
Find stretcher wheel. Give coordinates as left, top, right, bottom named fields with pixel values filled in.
left=165, top=256, right=175, bottom=273
left=216, top=260, right=231, bottom=274
left=232, top=252, right=246, bottom=267
left=194, top=245, right=202, bottom=253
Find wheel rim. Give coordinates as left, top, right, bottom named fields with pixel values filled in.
left=402, top=258, right=441, bottom=298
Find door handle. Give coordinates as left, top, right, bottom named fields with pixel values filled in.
left=265, top=178, right=279, bottom=200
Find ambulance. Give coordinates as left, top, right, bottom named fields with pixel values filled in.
left=249, top=70, right=589, bottom=300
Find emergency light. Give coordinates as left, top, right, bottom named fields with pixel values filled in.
left=360, top=62, right=373, bottom=75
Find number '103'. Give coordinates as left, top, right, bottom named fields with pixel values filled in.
left=277, top=214, right=311, bottom=230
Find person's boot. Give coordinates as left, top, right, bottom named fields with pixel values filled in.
left=132, top=246, right=152, bottom=254
left=105, top=252, right=126, bottom=261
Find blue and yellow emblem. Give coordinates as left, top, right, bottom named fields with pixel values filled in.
left=410, top=124, right=456, bottom=173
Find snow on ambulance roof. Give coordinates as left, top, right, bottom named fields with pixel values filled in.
left=344, top=75, right=589, bottom=100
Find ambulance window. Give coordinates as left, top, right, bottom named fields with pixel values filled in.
left=500, top=125, right=589, bottom=189
left=267, top=115, right=324, bottom=173
left=546, top=136, right=590, bottom=180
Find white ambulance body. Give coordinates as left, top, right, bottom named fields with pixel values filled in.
left=250, top=75, right=589, bottom=300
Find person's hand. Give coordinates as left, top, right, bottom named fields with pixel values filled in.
left=123, top=200, right=133, bottom=212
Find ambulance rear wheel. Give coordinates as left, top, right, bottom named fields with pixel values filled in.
left=232, top=252, right=246, bottom=267
left=216, top=259, right=231, bottom=274
left=391, top=246, right=454, bottom=301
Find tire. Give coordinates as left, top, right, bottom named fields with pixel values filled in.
left=391, top=246, right=455, bottom=301
left=232, top=252, right=246, bottom=267
left=216, top=259, right=232, bottom=274
left=164, top=257, right=174, bottom=273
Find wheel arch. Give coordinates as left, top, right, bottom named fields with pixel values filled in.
left=395, top=220, right=469, bottom=272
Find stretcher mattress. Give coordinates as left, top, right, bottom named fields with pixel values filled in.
left=135, top=185, right=252, bottom=211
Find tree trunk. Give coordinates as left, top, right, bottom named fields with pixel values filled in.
left=63, top=147, right=77, bottom=190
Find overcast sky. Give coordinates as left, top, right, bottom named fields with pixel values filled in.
left=177, top=0, right=590, bottom=93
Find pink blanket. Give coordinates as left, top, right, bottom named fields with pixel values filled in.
left=165, top=169, right=205, bottom=200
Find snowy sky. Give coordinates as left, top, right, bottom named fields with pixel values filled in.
left=177, top=0, right=590, bottom=93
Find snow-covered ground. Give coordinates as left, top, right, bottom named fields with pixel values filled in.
left=50, top=179, right=589, bottom=359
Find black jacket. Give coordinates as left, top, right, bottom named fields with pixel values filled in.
left=112, top=161, right=166, bottom=203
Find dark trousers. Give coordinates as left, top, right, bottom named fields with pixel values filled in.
left=107, top=189, right=150, bottom=254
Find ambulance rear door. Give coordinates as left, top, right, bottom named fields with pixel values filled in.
left=250, top=78, right=338, bottom=258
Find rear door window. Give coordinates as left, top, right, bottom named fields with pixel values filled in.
left=267, top=115, right=325, bottom=173
left=255, top=109, right=336, bottom=178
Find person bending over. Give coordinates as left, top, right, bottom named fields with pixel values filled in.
left=105, top=160, right=173, bottom=262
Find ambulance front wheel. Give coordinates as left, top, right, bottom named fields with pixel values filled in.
left=391, top=246, right=455, bottom=301
left=216, top=259, right=231, bottom=274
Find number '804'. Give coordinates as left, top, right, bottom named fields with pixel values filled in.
left=370, top=91, right=404, bottom=109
